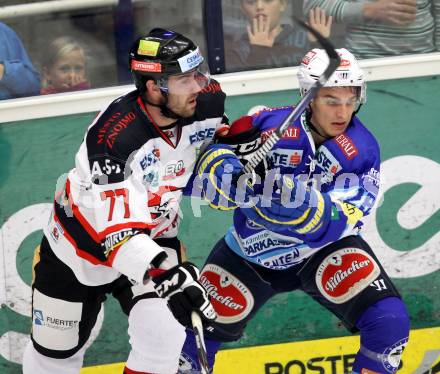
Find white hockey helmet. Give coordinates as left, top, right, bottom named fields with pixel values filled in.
left=297, top=48, right=366, bottom=103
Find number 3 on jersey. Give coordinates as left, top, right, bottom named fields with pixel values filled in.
left=100, top=188, right=130, bottom=221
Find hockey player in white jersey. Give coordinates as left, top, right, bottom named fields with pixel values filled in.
left=182, top=48, right=410, bottom=373
left=23, top=28, right=226, bottom=374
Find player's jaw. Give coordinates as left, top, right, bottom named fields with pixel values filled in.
left=326, top=116, right=350, bottom=136
left=316, top=114, right=351, bottom=138
left=167, top=92, right=199, bottom=118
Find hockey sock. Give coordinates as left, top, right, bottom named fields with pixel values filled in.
left=352, top=297, right=410, bottom=374
left=179, top=329, right=222, bottom=373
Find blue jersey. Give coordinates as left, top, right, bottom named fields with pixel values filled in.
left=225, top=107, right=381, bottom=270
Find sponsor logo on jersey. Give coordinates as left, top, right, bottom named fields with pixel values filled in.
left=106, top=112, right=136, bottom=149
left=315, top=247, right=381, bottom=304
left=199, top=264, right=254, bottom=324
left=103, top=229, right=140, bottom=257
left=315, top=146, right=341, bottom=181
left=382, top=338, right=408, bottom=373
left=50, top=221, right=64, bottom=242
left=97, top=112, right=122, bottom=145
left=51, top=226, right=59, bottom=241
left=91, top=158, right=123, bottom=177
left=163, top=160, right=185, bottom=180
left=268, top=149, right=303, bottom=168
left=189, top=127, right=215, bottom=144
left=261, top=126, right=300, bottom=142
left=139, top=147, right=160, bottom=170
left=97, top=111, right=136, bottom=149
left=143, top=170, right=159, bottom=186
left=243, top=236, right=295, bottom=257
left=362, top=167, right=380, bottom=188
left=259, top=251, right=301, bottom=269
left=239, top=231, right=304, bottom=268
left=148, top=185, right=180, bottom=221
left=334, top=134, right=358, bottom=160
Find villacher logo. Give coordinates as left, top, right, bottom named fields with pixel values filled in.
left=200, top=264, right=254, bottom=324
left=315, top=248, right=381, bottom=304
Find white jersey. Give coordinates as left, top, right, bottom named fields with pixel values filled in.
left=44, top=83, right=227, bottom=286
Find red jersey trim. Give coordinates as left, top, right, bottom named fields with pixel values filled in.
left=54, top=213, right=112, bottom=266
left=137, top=97, right=182, bottom=149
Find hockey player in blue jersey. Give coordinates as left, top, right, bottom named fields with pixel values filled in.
left=181, top=48, right=410, bottom=374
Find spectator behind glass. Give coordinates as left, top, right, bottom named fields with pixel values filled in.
left=225, top=0, right=332, bottom=71
left=303, top=0, right=440, bottom=59
left=40, top=36, right=91, bottom=95
left=0, top=22, right=40, bottom=100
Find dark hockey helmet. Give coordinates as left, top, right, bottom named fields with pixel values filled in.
left=129, top=28, right=210, bottom=93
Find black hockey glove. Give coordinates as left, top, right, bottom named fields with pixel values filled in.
left=150, top=262, right=217, bottom=328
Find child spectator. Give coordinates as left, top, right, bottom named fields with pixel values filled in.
left=40, top=36, right=90, bottom=94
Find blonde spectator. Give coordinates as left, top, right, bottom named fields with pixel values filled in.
left=40, top=36, right=90, bottom=94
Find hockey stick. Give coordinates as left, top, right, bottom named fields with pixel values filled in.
left=191, top=311, right=210, bottom=374
left=242, top=19, right=340, bottom=174
left=148, top=268, right=210, bottom=373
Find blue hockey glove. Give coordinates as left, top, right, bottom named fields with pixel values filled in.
left=242, top=175, right=331, bottom=234
left=195, top=143, right=254, bottom=210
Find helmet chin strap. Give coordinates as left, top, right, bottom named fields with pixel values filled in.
left=142, top=91, right=181, bottom=120
left=353, top=103, right=363, bottom=116
left=305, top=109, right=331, bottom=141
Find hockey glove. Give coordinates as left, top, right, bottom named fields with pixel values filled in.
left=195, top=143, right=254, bottom=210
left=214, top=116, right=268, bottom=181
left=242, top=175, right=331, bottom=234
left=151, top=262, right=217, bottom=328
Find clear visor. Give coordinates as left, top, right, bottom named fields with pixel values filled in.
left=313, top=86, right=365, bottom=107
left=158, top=60, right=211, bottom=95
left=314, top=96, right=361, bottom=107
